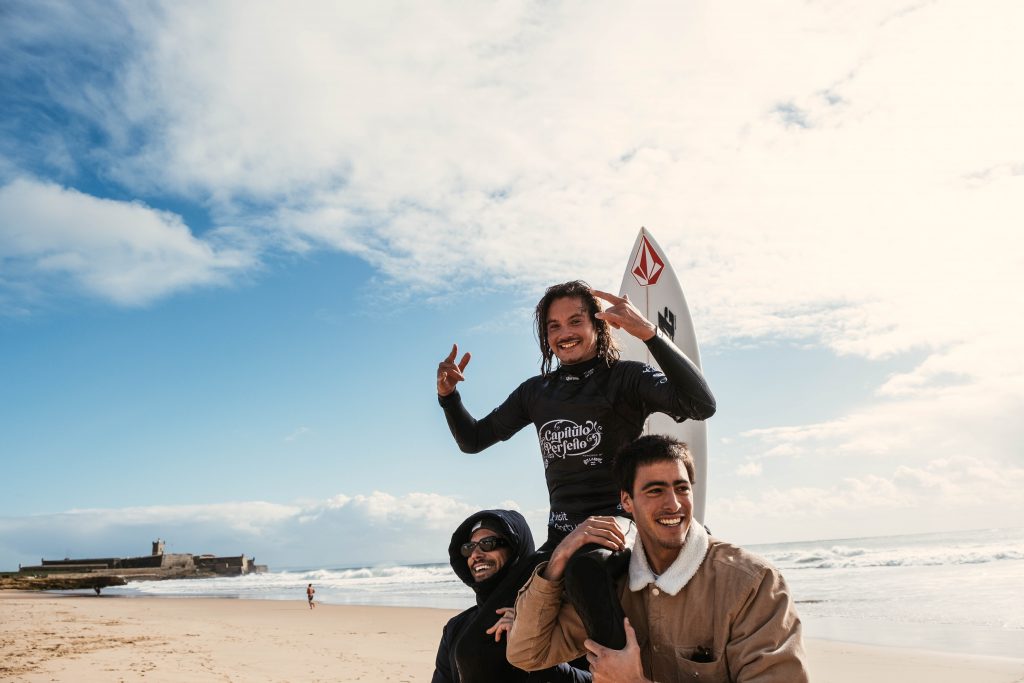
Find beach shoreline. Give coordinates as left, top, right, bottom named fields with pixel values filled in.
left=2, top=590, right=1023, bottom=682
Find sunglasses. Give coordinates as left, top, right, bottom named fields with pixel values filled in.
left=460, top=536, right=509, bottom=557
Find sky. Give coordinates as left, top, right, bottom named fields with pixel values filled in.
left=1, top=0, right=1022, bottom=570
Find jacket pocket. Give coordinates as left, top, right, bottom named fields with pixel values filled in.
left=673, top=647, right=728, bottom=681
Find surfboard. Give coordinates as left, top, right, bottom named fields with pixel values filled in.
left=616, top=228, right=710, bottom=524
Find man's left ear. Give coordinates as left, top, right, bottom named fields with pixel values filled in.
left=620, top=490, right=634, bottom=515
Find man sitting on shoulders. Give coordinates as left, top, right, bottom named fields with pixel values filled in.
left=507, top=435, right=808, bottom=683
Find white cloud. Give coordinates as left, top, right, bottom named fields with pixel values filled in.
left=5, top=2, right=1022, bottom=335
left=11, top=1, right=1014, bottom=353
left=0, top=491, right=539, bottom=569
left=3, top=1, right=1024, bottom=540
left=0, top=178, right=254, bottom=305
left=713, top=455, right=1024, bottom=543
left=736, top=461, right=763, bottom=478
left=736, top=366, right=1024, bottom=467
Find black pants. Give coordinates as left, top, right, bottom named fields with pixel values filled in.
left=538, top=529, right=632, bottom=650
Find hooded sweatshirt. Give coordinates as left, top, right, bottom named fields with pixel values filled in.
left=431, top=510, right=590, bottom=683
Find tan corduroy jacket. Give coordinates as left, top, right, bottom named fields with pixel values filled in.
left=507, top=531, right=808, bottom=683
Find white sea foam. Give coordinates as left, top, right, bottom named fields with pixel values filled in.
left=749, top=527, right=1024, bottom=642
left=108, top=562, right=473, bottom=609
left=99, top=527, right=1024, bottom=652
left=759, top=532, right=1024, bottom=571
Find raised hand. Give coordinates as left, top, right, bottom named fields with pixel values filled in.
left=485, top=607, right=516, bottom=642
left=585, top=618, right=648, bottom=683
left=591, top=290, right=657, bottom=341
left=437, top=344, right=471, bottom=396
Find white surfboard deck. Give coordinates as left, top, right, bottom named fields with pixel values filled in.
left=616, top=228, right=710, bottom=524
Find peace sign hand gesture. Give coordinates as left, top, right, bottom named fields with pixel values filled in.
left=437, top=344, right=471, bottom=396
left=592, top=290, right=657, bottom=342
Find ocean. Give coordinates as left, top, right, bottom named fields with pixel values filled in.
left=98, top=526, right=1024, bottom=658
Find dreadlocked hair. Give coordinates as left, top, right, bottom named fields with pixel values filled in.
left=534, top=280, right=620, bottom=376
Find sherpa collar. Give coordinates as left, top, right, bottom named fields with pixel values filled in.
left=628, top=520, right=710, bottom=596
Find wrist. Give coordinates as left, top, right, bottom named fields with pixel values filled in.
left=542, top=552, right=569, bottom=581
left=639, top=321, right=657, bottom=342
left=437, top=389, right=460, bottom=405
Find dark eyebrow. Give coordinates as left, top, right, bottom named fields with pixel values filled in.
left=548, top=310, right=586, bottom=323
left=640, top=479, right=689, bottom=492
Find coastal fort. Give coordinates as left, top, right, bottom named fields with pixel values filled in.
left=1, top=539, right=266, bottom=591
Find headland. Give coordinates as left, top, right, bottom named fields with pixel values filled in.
left=0, top=539, right=266, bottom=592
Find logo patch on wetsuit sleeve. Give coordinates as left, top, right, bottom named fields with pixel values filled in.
left=641, top=364, right=669, bottom=386
left=538, top=419, right=603, bottom=467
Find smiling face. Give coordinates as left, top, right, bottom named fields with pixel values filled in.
left=620, top=459, right=693, bottom=575
left=466, top=528, right=512, bottom=583
left=545, top=296, right=599, bottom=366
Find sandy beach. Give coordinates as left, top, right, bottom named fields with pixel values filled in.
left=2, top=591, right=1022, bottom=682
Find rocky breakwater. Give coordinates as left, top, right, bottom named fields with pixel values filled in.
left=0, top=572, right=127, bottom=591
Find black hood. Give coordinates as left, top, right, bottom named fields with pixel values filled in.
left=448, top=509, right=536, bottom=605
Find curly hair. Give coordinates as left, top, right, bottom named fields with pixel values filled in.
left=534, top=280, right=620, bottom=376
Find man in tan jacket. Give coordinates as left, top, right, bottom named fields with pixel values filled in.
left=507, top=435, right=808, bottom=683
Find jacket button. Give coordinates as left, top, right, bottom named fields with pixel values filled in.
left=651, top=587, right=660, bottom=596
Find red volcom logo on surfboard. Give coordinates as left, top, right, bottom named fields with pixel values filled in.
left=631, top=235, right=664, bottom=286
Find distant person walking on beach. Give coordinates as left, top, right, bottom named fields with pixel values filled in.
left=436, top=280, right=716, bottom=649
left=307, top=583, right=315, bottom=609
left=432, top=509, right=589, bottom=683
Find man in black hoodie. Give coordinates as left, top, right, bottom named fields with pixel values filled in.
left=432, top=509, right=590, bottom=683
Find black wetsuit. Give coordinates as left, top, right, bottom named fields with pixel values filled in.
left=431, top=510, right=590, bottom=683
left=439, top=330, right=716, bottom=547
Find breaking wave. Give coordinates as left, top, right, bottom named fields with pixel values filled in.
left=108, top=562, right=472, bottom=608
left=762, top=544, right=1024, bottom=570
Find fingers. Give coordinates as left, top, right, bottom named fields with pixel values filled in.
left=439, top=346, right=470, bottom=374
left=440, top=367, right=465, bottom=382
left=576, top=516, right=627, bottom=551
left=485, top=607, right=515, bottom=641
left=549, top=516, right=627, bottom=578
left=594, top=292, right=630, bottom=328
left=437, top=366, right=465, bottom=392
left=593, top=293, right=654, bottom=341
left=590, top=289, right=625, bottom=305
left=437, top=345, right=470, bottom=395
left=623, top=617, right=637, bottom=646
left=594, top=311, right=622, bottom=329
left=486, top=623, right=510, bottom=641
left=584, top=638, right=609, bottom=657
